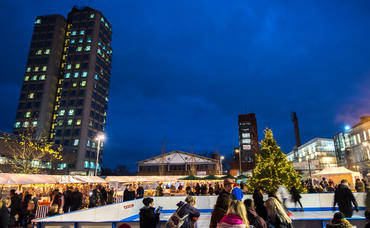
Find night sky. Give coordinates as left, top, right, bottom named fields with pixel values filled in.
left=0, top=1, right=369, bottom=171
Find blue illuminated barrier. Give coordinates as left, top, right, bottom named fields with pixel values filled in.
left=34, top=193, right=367, bottom=228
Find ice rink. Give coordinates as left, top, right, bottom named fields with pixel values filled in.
left=124, top=210, right=365, bottom=227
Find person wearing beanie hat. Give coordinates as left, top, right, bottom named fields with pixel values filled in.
left=210, top=178, right=234, bottom=227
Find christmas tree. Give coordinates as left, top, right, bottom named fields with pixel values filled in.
left=247, top=128, right=305, bottom=194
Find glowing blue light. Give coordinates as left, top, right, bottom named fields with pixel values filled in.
left=344, top=125, right=351, bottom=131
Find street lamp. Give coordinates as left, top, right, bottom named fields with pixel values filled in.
left=220, top=156, right=224, bottom=175
left=94, top=133, right=105, bottom=176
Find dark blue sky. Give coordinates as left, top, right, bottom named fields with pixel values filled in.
left=0, top=1, right=369, bottom=171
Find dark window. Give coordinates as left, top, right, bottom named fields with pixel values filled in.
left=76, top=109, right=82, bottom=116
left=77, top=99, right=84, bottom=106
left=68, top=100, right=75, bottom=106
left=73, top=129, right=80, bottom=136
left=63, top=139, right=70, bottom=146
left=64, top=129, right=71, bottom=136
left=56, top=130, right=62, bottom=136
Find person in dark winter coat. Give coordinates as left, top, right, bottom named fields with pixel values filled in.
left=170, top=196, right=200, bottom=228
left=253, top=186, right=268, bottom=220
left=365, top=210, right=370, bottom=228
left=63, top=187, right=72, bottom=213
left=333, top=179, right=359, bottom=218
left=0, top=198, right=10, bottom=228
left=244, top=199, right=267, bottom=228
left=70, top=188, right=83, bottom=211
left=100, top=187, right=108, bottom=205
left=355, top=179, right=365, bottom=192
left=210, top=178, right=233, bottom=228
left=139, top=197, right=160, bottom=228
left=290, top=186, right=303, bottom=211
left=137, top=183, right=144, bottom=199
left=89, top=189, right=99, bottom=208
left=209, top=184, right=214, bottom=195
left=9, top=190, right=21, bottom=227
left=195, top=183, right=201, bottom=195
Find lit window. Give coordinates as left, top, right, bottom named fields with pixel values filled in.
left=81, top=81, right=86, bottom=87
left=71, top=31, right=77, bottom=36
left=26, top=67, right=31, bottom=72
left=78, top=38, right=83, bottom=43
left=97, top=49, right=102, bottom=55
left=73, top=139, right=79, bottom=146
left=85, top=46, right=91, bottom=51
left=65, top=73, right=71, bottom=79
left=87, top=37, right=92, bottom=43
left=75, top=63, right=80, bottom=69
left=84, top=161, right=89, bottom=168
left=77, top=46, right=82, bottom=52
left=24, top=76, right=30, bottom=81
left=76, top=119, right=81, bottom=125
left=15, top=122, right=21, bottom=128
left=67, top=119, right=73, bottom=125
left=36, top=50, right=42, bottom=55
left=87, top=140, right=91, bottom=147
left=39, top=75, right=46, bottom=80
left=25, top=112, right=31, bottom=118
left=73, top=82, right=77, bottom=87
left=44, top=49, right=50, bottom=54
left=90, top=162, right=95, bottom=168
left=42, top=66, right=47, bottom=71
left=57, top=120, right=63, bottom=126
left=94, top=74, right=99, bottom=80
left=70, top=39, right=75, bottom=44
left=80, top=30, right=85, bottom=35
left=23, top=121, right=29, bottom=127
left=34, top=66, right=39, bottom=72
left=32, top=121, right=37, bottom=127
left=32, top=75, right=37, bottom=80
left=67, top=64, right=72, bottom=69
left=68, top=109, right=74, bottom=116
left=101, top=17, right=105, bottom=23
left=74, top=72, right=79, bottom=78
left=35, top=19, right=41, bottom=24
left=90, top=13, right=94, bottom=18
left=82, top=72, right=88, bottom=77
left=28, top=93, right=34, bottom=99
left=58, top=109, right=65, bottom=116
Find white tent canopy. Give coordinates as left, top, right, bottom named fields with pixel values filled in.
left=105, top=176, right=186, bottom=183
left=312, top=167, right=360, bottom=176
left=0, top=173, right=106, bottom=185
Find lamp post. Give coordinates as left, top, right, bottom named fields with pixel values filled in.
left=95, top=133, right=105, bottom=176
left=220, top=156, right=224, bottom=175
left=235, top=149, right=242, bottom=175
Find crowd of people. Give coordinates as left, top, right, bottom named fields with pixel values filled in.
left=0, top=184, right=116, bottom=227
left=0, top=176, right=369, bottom=227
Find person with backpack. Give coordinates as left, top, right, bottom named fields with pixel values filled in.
left=166, top=195, right=200, bottom=228
left=139, top=197, right=160, bottom=228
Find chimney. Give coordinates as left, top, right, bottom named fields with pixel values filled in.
left=291, top=112, right=301, bottom=147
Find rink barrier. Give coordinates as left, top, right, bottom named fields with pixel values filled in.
left=34, top=193, right=367, bottom=227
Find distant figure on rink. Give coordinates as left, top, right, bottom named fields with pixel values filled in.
left=333, top=179, right=359, bottom=217
left=290, top=186, right=303, bottom=212
left=276, top=184, right=290, bottom=209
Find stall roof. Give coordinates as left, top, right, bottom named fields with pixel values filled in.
left=0, top=173, right=106, bottom=185
left=105, top=176, right=187, bottom=183
left=312, top=167, right=360, bottom=176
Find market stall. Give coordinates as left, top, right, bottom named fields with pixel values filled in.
left=312, top=166, right=362, bottom=190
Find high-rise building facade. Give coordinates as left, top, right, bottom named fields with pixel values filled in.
left=13, top=7, right=113, bottom=175
left=230, top=113, right=258, bottom=175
